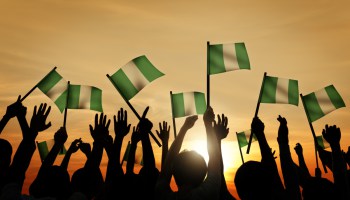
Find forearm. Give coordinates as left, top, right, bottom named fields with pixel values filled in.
left=84, top=142, right=103, bottom=169
left=60, top=151, right=73, bottom=170
left=297, top=154, right=310, bottom=177
left=0, top=115, right=10, bottom=134
left=126, top=142, right=137, bottom=174
left=161, top=142, right=168, bottom=170
left=42, top=142, right=62, bottom=167
left=141, top=135, right=156, bottom=168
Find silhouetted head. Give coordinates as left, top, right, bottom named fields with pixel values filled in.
left=172, top=150, right=207, bottom=188
left=0, top=139, right=12, bottom=173
left=302, top=177, right=336, bottom=200
left=234, top=161, right=274, bottom=200
left=71, top=167, right=104, bottom=199
left=29, top=165, right=71, bottom=200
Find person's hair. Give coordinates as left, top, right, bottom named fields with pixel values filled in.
left=172, top=150, right=207, bottom=188
left=302, top=177, right=337, bottom=200
left=234, top=161, right=274, bottom=200
left=29, top=165, right=71, bottom=199
left=0, top=139, right=12, bottom=171
left=71, top=167, right=104, bottom=199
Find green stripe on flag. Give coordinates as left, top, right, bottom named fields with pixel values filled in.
left=303, top=93, right=325, bottom=122
left=235, top=43, right=250, bottom=70
left=68, top=85, right=81, bottom=109
left=133, top=56, right=164, bottom=82
left=209, top=44, right=226, bottom=75
left=37, top=70, right=62, bottom=93
left=288, top=79, right=299, bottom=105
left=54, top=90, right=68, bottom=112
left=37, top=141, right=50, bottom=161
left=194, top=92, right=206, bottom=115
left=110, top=70, right=138, bottom=100
left=90, top=87, right=103, bottom=112
left=171, top=93, right=185, bottom=118
left=260, top=76, right=278, bottom=103
left=237, top=132, right=248, bottom=148
left=325, top=85, right=345, bottom=109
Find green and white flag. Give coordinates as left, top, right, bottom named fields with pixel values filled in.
left=171, top=92, right=206, bottom=118
left=236, top=130, right=257, bottom=148
left=209, top=42, right=250, bottom=75
left=37, top=69, right=68, bottom=112
left=301, top=85, right=345, bottom=122
left=122, top=141, right=131, bottom=162
left=316, top=135, right=330, bottom=149
left=109, top=55, right=164, bottom=100
left=37, top=139, right=66, bottom=162
left=67, top=85, right=103, bottom=112
left=260, top=75, right=299, bottom=106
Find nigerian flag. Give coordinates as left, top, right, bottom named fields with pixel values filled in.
left=316, top=135, right=330, bottom=149
left=109, top=55, right=164, bottom=100
left=37, top=69, right=68, bottom=112
left=301, top=85, right=345, bottom=122
left=236, top=130, right=257, bottom=148
left=209, top=42, right=250, bottom=75
left=37, top=139, right=66, bottom=162
left=260, top=75, right=299, bottom=106
left=171, top=92, right=206, bottom=118
left=67, top=85, right=103, bottom=112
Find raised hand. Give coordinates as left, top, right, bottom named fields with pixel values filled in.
left=30, top=103, right=52, bottom=133
left=5, top=95, right=25, bottom=119
left=79, top=142, right=92, bottom=157
left=214, top=114, right=229, bottom=140
left=131, top=126, right=142, bottom=144
left=156, top=121, right=170, bottom=144
left=68, top=139, right=82, bottom=154
left=89, top=113, right=111, bottom=143
left=251, top=117, right=264, bottom=137
left=54, top=127, right=68, bottom=145
left=183, top=115, right=198, bottom=130
left=294, top=143, right=303, bottom=156
left=114, top=108, right=131, bottom=140
left=277, top=115, right=288, bottom=143
left=322, top=125, right=341, bottom=147
left=138, top=107, right=153, bottom=135
left=203, top=106, right=214, bottom=126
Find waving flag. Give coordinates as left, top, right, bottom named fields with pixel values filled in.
left=67, top=85, right=103, bottom=112
left=37, top=69, right=68, bottom=112
left=260, top=75, right=299, bottom=106
left=237, top=130, right=257, bottom=148
left=171, top=92, right=206, bottom=118
left=209, top=42, right=250, bottom=75
left=109, top=55, right=164, bottom=100
left=301, top=85, right=345, bottom=122
left=316, top=135, right=330, bottom=149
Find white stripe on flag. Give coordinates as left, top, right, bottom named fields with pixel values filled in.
left=46, top=78, right=67, bottom=102
left=275, top=78, right=289, bottom=104
left=315, top=89, right=336, bottom=115
left=79, top=86, right=91, bottom=109
left=183, top=92, right=196, bottom=116
left=222, top=44, right=239, bottom=71
left=122, top=61, right=150, bottom=91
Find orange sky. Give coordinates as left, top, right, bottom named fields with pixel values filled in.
left=1, top=0, right=350, bottom=198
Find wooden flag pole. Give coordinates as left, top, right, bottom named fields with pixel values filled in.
left=207, top=41, right=210, bottom=108
left=247, top=72, right=267, bottom=154
left=300, top=94, right=327, bottom=173
left=106, top=74, right=162, bottom=147
left=20, top=66, right=57, bottom=102
left=63, top=81, right=70, bottom=128
left=236, top=132, right=245, bottom=164
left=170, top=91, right=177, bottom=138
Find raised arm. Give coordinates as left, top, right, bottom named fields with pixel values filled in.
left=61, top=139, right=81, bottom=170
left=0, top=96, right=22, bottom=134
left=126, top=126, right=142, bottom=175
left=213, top=114, right=236, bottom=200
left=294, top=143, right=311, bottom=177
left=322, top=125, right=350, bottom=200
left=156, top=121, right=170, bottom=170
left=138, top=107, right=155, bottom=169
left=277, top=115, right=301, bottom=200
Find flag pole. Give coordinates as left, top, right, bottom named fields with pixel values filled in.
left=63, top=81, right=70, bottom=128
left=207, top=41, right=210, bottom=108
left=236, top=132, right=245, bottom=164
left=20, top=66, right=57, bottom=102
left=300, top=94, right=327, bottom=173
left=247, top=72, right=267, bottom=154
left=106, top=74, right=162, bottom=147
left=170, top=91, right=177, bottom=138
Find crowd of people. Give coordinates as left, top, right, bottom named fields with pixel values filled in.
left=0, top=96, right=349, bottom=200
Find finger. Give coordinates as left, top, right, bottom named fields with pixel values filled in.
left=167, top=125, right=170, bottom=132
left=89, top=125, right=93, bottom=133
left=103, top=114, right=107, bottom=126
left=94, top=114, right=98, bottom=126
left=224, top=116, right=228, bottom=127
left=44, top=106, right=51, bottom=117
left=38, top=103, right=43, bottom=114
left=99, top=113, right=103, bottom=125
left=44, top=122, right=52, bottom=130
left=159, top=122, right=162, bottom=131
left=41, top=103, right=47, bottom=114
left=106, top=119, right=111, bottom=129
left=17, top=95, right=21, bottom=102
left=133, top=126, right=136, bottom=133
left=113, top=115, right=117, bottom=124
left=127, top=124, right=131, bottom=131
left=118, top=109, right=121, bottom=121
left=221, top=114, right=225, bottom=124
left=142, top=106, right=149, bottom=119
left=124, top=109, right=127, bottom=122
left=33, top=105, right=37, bottom=116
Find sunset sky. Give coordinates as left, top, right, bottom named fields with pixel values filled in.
left=1, top=0, right=350, bottom=198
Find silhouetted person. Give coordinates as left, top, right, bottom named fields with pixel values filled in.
left=155, top=107, right=221, bottom=200
left=213, top=114, right=236, bottom=200
left=156, top=121, right=170, bottom=170
left=235, top=117, right=285, bottom=200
